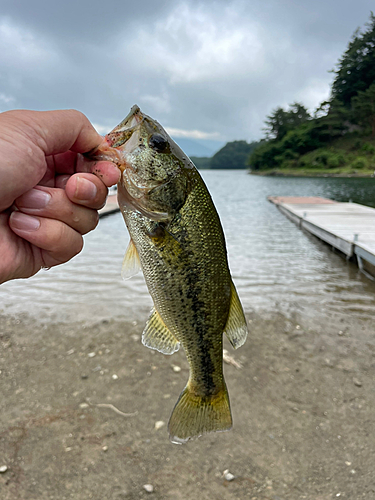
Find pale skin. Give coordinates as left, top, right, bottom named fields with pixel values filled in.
left=0, top=109, right=120, bottom=285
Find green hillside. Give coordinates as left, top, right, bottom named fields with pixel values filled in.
left=191, top=140, right=258, bottom=169
left=249, top=13, right=375, bottom=176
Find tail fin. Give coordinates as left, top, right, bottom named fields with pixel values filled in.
left=168, top=383, right=232, bottom=444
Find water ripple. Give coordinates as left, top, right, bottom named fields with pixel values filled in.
left=1, top=171, right=375, bottom=324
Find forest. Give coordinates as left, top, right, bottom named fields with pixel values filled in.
left=249, top=13, right=375, bottom=175
left=194, top=13, right=375, bottom=175
left=191, top=140, right=258, bottom=169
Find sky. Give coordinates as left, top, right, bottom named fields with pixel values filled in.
left=0, top=0, right=373, bottom=151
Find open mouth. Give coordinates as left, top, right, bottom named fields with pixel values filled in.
left=85, top=105, right=145, bottom=166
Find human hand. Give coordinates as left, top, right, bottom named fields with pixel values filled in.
left=0, top=109, right=120, bottom=284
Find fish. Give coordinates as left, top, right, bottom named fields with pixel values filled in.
left=88, top=105, right=248, bottom=444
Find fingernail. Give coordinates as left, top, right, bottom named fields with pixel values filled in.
left=10, top=212, right=40, bottom=231
left=18, top=188, right=51, bottom=209
left=75, top=177, right=98, bottom=201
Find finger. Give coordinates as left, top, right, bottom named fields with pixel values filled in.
left=54, top=164, right=120, bottom=190
left=15, top=186, right=99, bottom=235
left=55, top=175, right=71, bottom=189
left=9, top=109, right=104, bottom=156
left=90, top=160, right=121, bottom=187
left=43, top=155, right=120, bottom=185
left=0, top=110, right=103, bottom=211
left=54, top=154, right=120, bottom=186
left=9, top=212, right=83, bottom=268
left=65, top=173, right=110, bottom=209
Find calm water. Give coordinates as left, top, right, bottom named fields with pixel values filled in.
left=1, top=172, right=375, bottom=325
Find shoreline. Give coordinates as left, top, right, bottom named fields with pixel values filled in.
left=1, top=309, right=374, bottom=499
left=250, top=169, right=375, bottom=178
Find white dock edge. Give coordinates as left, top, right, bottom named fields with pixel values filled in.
left=268, top=196, right=375, bottom=279
left=99, top=194, right=120, bottom=218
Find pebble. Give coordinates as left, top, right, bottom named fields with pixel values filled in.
left=154, top=421, right=165, bottom=430
left=143, top=484, right=154, bottom=493
left=79, top=402, right=89, bottom=409
left=102, top=446, right=108, bottom=452
left=88, top=352, right=96, bottom=358
left=353, top=378, right=362, bottom=387
left=0, top=465, right=8, bottom=473
left=112, top=374, right=119, bottom=380
left=172, top=365, right=181, bottom=372
left=223, top=469, right=235, bottom=481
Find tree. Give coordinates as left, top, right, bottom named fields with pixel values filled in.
left=263, top=102, right=311, bottom=140
left=313, top=101, right=349, bottom=140
left=331, top=13, right=375, bottom=106
left=352, top=83, right=375, bottom=137
left=264, top=107, right=290, bottom=141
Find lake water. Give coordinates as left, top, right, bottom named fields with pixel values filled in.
left=1, top=171, right=375, bottom=328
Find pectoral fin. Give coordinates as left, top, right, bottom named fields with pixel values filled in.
left=142, top=307, right=180, bottom=355
left=121, top=238, right=141, bottom=280
left=224, top=281, right=248, bottom=349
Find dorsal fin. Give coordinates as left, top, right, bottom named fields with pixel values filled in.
left=142, top=307, right=180, bottom=355
left=121, top=238, right=141, bottom=280
left=224, top=281, right=248, bottom=349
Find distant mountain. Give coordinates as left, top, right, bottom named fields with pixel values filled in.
left=171, top=137, right=224, bottom=157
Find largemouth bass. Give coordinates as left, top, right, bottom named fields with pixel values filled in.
left=89, top=105, right=248, bottom=443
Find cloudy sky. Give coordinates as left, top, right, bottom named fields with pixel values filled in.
left=0, top=0, right=373, bottom=149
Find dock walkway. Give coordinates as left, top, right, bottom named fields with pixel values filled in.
left=268, top=196, right=375, bottom=278
left=99, top=194, right=120, bottom=218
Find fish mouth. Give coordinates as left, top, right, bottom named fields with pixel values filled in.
left=86, top=105, right=144, bottom=167
left=87, top=105, right=170, bottom=221
left=106, top=105, right=144, bottom=149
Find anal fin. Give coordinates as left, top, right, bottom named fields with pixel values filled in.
left=142, top=307, right=180, bottom=355
left=121, top=238, right=141, bottom=280
left=224, top=281, right=248, bottom=349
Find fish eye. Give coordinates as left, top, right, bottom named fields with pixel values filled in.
left=149, top=134, right=169, bottom=153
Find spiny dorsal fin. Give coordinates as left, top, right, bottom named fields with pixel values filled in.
left=142, top=307, right=180, bottom=355
left=121, top=238, right=141, bottom=280
left=224, top=281, right=248, bottom=349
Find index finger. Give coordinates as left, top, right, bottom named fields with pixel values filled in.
left=13, top=109, right=104, bottom=156
left=42, top=152, right=120, bottom=187
left=0, top=109, right=106, bottom=211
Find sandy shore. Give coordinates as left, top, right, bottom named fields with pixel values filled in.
left=0, top=310, right=374, bottom=499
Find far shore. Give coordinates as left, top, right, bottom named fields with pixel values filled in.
left=249, top=168, right=375, bottom=178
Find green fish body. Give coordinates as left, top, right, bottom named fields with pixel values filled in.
left=89, top=106, right=248, bottom=443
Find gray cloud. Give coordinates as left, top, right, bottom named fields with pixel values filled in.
left=0, top=0, right=373, bottom=143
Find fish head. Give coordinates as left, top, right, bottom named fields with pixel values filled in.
left=89, top=105, right=192, bottom=221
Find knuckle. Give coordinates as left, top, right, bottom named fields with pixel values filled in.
left=50, top=223, right=83, bottom=260
left=79, top=209, right=99, bottom=234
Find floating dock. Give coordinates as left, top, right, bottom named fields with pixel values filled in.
left=99, top=194, right=120, bottom=218
left=268, top=196, right=375, bottom=279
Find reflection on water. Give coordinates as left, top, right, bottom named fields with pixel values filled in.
left=1, top=172, right=375, bottom=325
